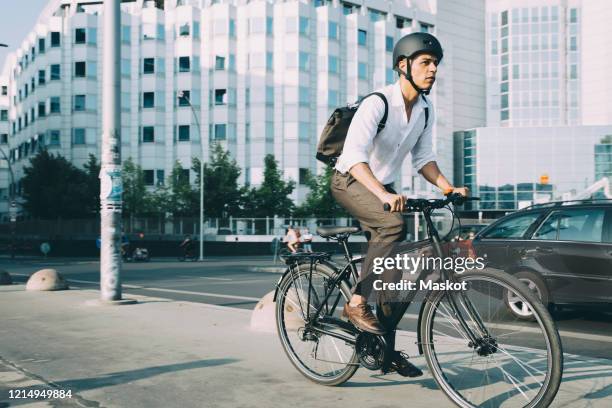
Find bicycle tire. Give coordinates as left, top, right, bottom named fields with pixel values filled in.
left=276, top=261, right=359, bottom=386
left=420, top=269, right=563, bottom=408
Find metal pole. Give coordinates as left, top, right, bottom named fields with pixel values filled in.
left=177, top=92, right=204, bottom=260
left=100, top=0, right=123, bottom=301
left=0, top=147, right=15, bottom=259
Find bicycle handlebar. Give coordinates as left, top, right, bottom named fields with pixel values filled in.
left=383, top=193, right=480, bottom=213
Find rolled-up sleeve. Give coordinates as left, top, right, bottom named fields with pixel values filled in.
left=335, top=95, right=386, bottom=173
left=411, top=106, right=436, bottom=172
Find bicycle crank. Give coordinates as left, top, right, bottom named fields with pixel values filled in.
left=355, top=333, right=388, bottom=370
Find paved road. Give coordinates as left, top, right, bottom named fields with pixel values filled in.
left=3, top=256, right=612, bottom=361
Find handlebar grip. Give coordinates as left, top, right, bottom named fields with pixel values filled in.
left=383, top=203, right=391, bottom=212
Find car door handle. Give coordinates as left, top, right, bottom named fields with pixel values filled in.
left=536, top=247, right=555, bottom=254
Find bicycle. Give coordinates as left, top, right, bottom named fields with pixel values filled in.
left=274, top=193, right=563, bottom=407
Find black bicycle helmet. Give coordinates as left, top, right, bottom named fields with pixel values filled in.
left=392, top=32, right=443, bottom=95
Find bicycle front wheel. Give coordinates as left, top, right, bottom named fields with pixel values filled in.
left=276, top=262, right=359, bottom=386
left=420, top=269, right=563, bottom=408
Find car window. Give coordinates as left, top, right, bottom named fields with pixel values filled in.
left=481, top=212, right=541, bottom=239
left=558, top=208, right=605, bottom=243
left=533, top=212, right=560, bottom=240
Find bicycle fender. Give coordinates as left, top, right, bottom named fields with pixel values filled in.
left=416, top=295, right=428, bottom=355
left=272, top=260, right=344, bottom=302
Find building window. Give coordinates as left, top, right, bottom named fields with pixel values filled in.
left=178, top=90, right=190, bottom=106
left=245, top=88, right=250, bottom=106
left=358, top=62, right=367, bottom=80
left=386, top=68, right=395, bottom=85
left=299, top=16, right=309, bottom=35
left=0, top=134, right=7, bottom=144
left=266, top=17, right=273, bottom=35
left=266, top=86, right=274, bottom=106
left=420, top=23, right=431, bottom=33
left=73, top=128, right=86, bottom=145
left=50, top=97, right=60, bottom=113
left=49, top=130, right=60, bottom=145
left=50, top=64, right=61, bottom=80
left=178, top=56, right=190, bottom=72
left=215, top=89, right=227, bottom=105
left=396, top=17, right=411, bottom=29
left=143, top=170, right=154, bottom=186
left=143, top=58, right=155, bottom=74
left=178, top=125, right=190, bottom=141
left=143, top=92, right=155, bottom=108
left=215, top=56, right=225, bottom=70
left=74, top=95, right=86, bottom=111
left=179, top=169, right=190, bottom=184
left=570, top=36, right=577, bottom=51
left=299, top=52, right=309, bottom=71
left=142, top=126, right=154, bottom=143
left=266, top=52, right=273, bottom=71
left=74, top=61, right=86, bottom=77
left=229, top=19, right=236, bottom=37
left=298, top=122, right=310, bottom=142
left=38, top=69, right=46, bottom=85
left=0, top=110, right=7, bottom=121
left=38, top=102, right=46, bottom=117
left=51, top=32, right=60, bottom=47
left=38, top=38, right=45, bottom=53
left=385, top=36, right=394, bottom=53
left=501, top=10, right=508, bottom=26
left=75, top=28, right=86, bottom=44
left=179, top=23, right=190, bottom=36
left=328, top=55, right=339, bottom=74
left=570, top=64, right=577, bottom=79
left=1, top=86, right=6, bottom=95
left=358, top=29, right=367, bottom=46
left=156, top=170, right=165, bottom=186
left=569, top=8, right=577, bottom=23
left=328, top=21, right=338, bottom=40
left=299, top=168, right=309, bottom=185
left=328, top=89, right=339, bottom=106
left=299, top=86, right=310, bottom=106
left=214, top=124, right=226, bottom=141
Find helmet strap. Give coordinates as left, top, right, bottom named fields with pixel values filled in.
left=397, top=58, right=431, bottom=95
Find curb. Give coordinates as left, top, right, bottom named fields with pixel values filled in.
left=247, top=266, right=286, bottom=273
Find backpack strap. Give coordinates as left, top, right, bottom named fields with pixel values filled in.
left=421, top=94, right=429, bottom=131
left=362, top=92, right=388, bottom=133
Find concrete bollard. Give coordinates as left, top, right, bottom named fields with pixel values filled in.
left=250, top=290, right=304, bottom=333
left=26, top=269, right=69, bottom=291
left=0, top=270, right=12, bottom=285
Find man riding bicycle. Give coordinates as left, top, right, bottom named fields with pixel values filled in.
left=331, top=33, right=469, bottom=377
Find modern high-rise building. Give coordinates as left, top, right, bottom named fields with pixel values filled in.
left=0, top=0, right=486, bottom=221
left=486, top=0, right=582, bottom=127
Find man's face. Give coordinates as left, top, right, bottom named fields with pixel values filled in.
left=398, top=53, right=439, bottom=90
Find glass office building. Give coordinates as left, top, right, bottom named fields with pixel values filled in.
left=454, top=126, right=612, bottom=213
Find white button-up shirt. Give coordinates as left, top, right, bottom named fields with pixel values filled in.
left=335, top=80, right=436, bottom=185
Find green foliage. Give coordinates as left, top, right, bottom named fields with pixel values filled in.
left=243, top=154, right=295, bottom=217
left=121, top=157, right=153, bottom=217
left=83, top=154, right=101, bottom=215
left=193, top=144, right=246, bottom=218
left=21, top=150, right=96, bottom=219
left=294, top=166, right=349, bottom=219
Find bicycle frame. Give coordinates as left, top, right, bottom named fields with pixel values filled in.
left=275, top=207, right=494, bottom=351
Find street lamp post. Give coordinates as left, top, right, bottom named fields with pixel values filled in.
left=177, top=91, right=204, bottom=261
left=0, top=147, right=16, bottom=259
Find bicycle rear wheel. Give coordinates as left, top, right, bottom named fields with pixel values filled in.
left=276, top=262, right=359, bottom=386
left=420, top=269, right=563, bottom=408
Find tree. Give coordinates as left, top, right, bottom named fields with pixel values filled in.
left=244, top=154, right=295, bottom=217
left=83, top=154, right=101, bottom=215
left=21, top=150, right=95, bottom=219
left=122, top=157, right=152, bottom=217
left=294, top=166, right=348, bottom=219
left=192, top=144, right=246, bottom=218
left=167, top=160, right=197, bottom=217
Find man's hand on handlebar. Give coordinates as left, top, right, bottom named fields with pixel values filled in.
left=379, top=192, right=406, bottom=213
left=445, top=186, right=470, bottom=197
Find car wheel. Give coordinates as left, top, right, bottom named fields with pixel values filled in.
left=504, top=271, right=550, bottom=321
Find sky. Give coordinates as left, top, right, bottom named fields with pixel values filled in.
left=0, top=0, right=51, bottom=72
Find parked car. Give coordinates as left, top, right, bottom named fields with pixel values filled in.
left=471, top=200, right=612, bottom=320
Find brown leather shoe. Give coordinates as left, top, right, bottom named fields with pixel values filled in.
left=342, top=303, right=386, bottom=335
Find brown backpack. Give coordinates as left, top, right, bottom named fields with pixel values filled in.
left=316, top=92, right=429, bottom=166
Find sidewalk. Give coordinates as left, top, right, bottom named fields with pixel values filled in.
left=0, top=284, right=610, bottom=408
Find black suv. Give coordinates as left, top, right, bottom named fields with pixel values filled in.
left=471, top=200, right=612, bottom=320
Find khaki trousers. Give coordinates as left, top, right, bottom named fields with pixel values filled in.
left=330, top=171, right=406, bottom=305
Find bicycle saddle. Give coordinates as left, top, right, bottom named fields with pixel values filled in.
left=316, top=226, right=361, bottom=238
